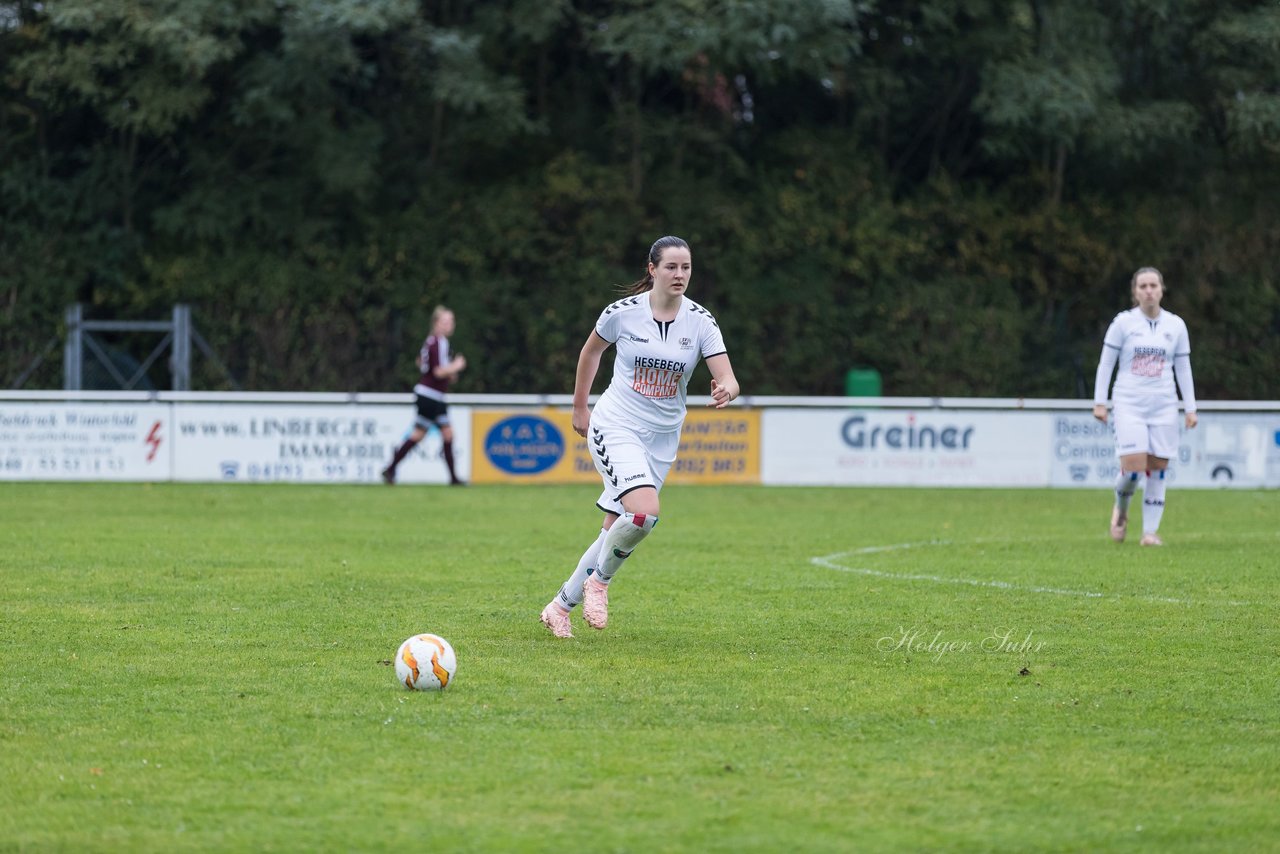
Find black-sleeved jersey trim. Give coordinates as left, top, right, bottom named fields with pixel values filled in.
left=703, top=350, right=728, bottom=360
left=593, top=329, right=614, bottom=345
left=1103, top=342, right=1121, bottom=351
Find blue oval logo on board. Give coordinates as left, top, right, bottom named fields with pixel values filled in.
left=485, top=415, right=565, bottom=474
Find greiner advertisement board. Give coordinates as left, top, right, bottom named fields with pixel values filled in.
left=764, top=407, right=1280, bottom=488
left=762, top=409, right=1053, bottom=486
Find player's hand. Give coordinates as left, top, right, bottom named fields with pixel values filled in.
left=1185, top=412, right=1198, bottom=429
left=453, top=354, right=467, bottom=373
left=1092, top=403, right=1108, bottom=424
left=709, top=378, right=737, bottom=409
left=571, top=405, right=591, bottom=438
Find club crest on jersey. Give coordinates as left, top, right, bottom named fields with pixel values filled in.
left=679, top=336, right=694, bottom=350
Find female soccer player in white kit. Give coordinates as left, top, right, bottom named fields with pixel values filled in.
left=1093, top=267, right=1197, bottom=546
left=540, top=236, right=740, bottom=637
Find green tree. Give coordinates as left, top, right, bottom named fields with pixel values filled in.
left=3, top=0, right=1277, bottom=397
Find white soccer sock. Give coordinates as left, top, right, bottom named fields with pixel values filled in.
left=555, top=528, right=607, bottom=611
left=594, top=512, right=659, bottom=584
left=1115, top=470, right=1140, bottom=514
left=1143, top=469, right=1167, bottom=534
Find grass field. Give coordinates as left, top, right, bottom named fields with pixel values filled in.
left=1, top=482, right=1277, bottom=852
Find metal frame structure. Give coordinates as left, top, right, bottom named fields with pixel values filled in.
left=52, top=304, right=236, bottom=391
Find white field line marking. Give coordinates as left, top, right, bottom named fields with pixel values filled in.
left=811, top=541, right=1256, bottom=606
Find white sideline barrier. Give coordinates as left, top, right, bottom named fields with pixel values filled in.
left=167, top=403, right=471, bottom=484
left=762, top=408, right=1280, bottom=488
left=0, top=402, right=172, bottom=481
left=1, top=393, right=1277, bottom=487
left=0, top=398, right=467, bottom=484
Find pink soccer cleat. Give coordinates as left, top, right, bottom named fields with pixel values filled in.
left=582, top=576, right=609, bottom=630
left=1139, top=533, right=1164, bottom=547
left=1109, top=506, right=1127, bottom=543
left=540, top=601, right=573, bottom=638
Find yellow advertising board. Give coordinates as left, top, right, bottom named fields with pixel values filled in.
left=470, top=409, right=596, bottom=485
left=470, top=408, right=760, bottom=485
left=667, top=408, right=761, bottom=485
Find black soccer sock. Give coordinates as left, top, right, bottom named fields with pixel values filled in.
left=442, top=440, right=459, bottom=483
left=387, top=438, right=418, bottom=472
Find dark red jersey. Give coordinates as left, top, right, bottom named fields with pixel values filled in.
left=413, top=335, right=454, bottom=399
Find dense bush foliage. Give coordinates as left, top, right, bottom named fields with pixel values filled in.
left=3, top=0, right=1278, bottom=396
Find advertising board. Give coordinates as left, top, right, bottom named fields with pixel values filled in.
left=470, top=408, right=761, bottom=485
left=1047, top=411, right=1280, bottom=487
left=0, top=402, right=171, bottom=481
left=169, top=403, right=470, bottom=483
left=1, top=394, right=1274, bottom=488
left=762, top=409, right=1052, bottom=486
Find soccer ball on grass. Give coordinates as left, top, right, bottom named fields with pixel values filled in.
left=394, top=633, right=457, bottom=691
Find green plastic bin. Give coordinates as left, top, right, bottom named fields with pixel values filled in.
left=845, top=367, right=882, bottom=397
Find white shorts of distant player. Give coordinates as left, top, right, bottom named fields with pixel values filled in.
left=1112, top=399, right=1178, bottom=467
left=587, top=407, right=680, bottom=516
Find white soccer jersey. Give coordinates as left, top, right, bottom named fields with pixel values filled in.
left=590, top=291, right=727, bottom=432
left=1094, top=307, right=1194, bottom=422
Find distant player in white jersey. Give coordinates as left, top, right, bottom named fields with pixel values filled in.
left=1093, top=267, right=1197, bottom=546
left=540, top=236, right=740, bottom=638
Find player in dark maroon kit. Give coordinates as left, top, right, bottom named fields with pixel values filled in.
left=381, top=305, right=467, bottom=485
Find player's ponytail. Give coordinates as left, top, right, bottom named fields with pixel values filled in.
left=619, top=235, right=690, bottom=295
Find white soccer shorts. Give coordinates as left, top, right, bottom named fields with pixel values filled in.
left=587, top=409, right=679, bottom=515
left=1113, top=410, right=1178, bottom=460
